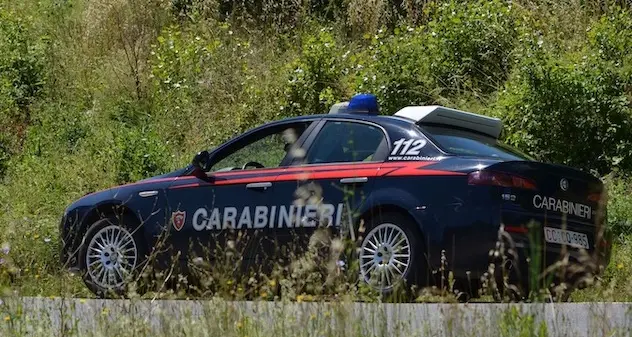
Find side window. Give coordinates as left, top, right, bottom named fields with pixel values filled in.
left=305, top=121, right=386, bottom=164
left=211, top=123, right=309, bottom=171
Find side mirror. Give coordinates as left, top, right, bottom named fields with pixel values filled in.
left=192, top=150, right=213, bottom=172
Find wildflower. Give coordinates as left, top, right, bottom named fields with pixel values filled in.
left=236, top=321, right=243, bottom=329
left=44, top=238, right=51, bottom=243
left=259, top=292, right=267, bottom=298
left=618, top=263, right=624, bottom=270
left=268, top=279, right=276, bottom=287
left=296, top=294, right=304, bottom=303
left=1, top=244, right=9, bottom=255
left=3, top=316, right=9, bottom=321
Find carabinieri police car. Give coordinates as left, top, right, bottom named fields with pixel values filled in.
left=59, top=94, right=612, bottom=298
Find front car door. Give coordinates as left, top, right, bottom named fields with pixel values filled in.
left=165, top=120, right=316, bottom=275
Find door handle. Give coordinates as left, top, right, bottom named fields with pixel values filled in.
left=246, top=182, right=272, bottom=190
left=340, top=177, right=368, bottom=184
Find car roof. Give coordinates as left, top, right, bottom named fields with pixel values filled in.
left=268, top=113, right=414, bottom=128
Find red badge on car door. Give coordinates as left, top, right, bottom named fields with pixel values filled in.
left=171, top=211, right=186, bottom=231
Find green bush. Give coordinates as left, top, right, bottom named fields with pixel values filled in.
left=282, top=29, right=350, bottom=116
left=589, top=8, right=632, bottom=63
left=358, top=0, right=519, bottom=113
left=0, top=8, right=46, bottom=115
left=494, top=52, right=632, bottom=175
left=357, top=27, right=434, bottom=114
left=0, top=6, right=47, bottom=177
left=606, top=176, right=632, bottom=238
left=423, top=0, right=518, bottom=96
left=114, top=127, right=171, bottom=184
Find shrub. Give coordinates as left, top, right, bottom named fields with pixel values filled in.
left=494, top=52, right=632, bottom=175
left=588, top=7, right=632, bottom=64
left=282, top=29, right=350, bottom=116
left=423, top=0, right=519, bottom=96
left=358, top=0, right=519, bottom=113
left=114, top=127, right=171, bottom=184
left=0, top=6, right=46, bottom=177
left=0, top=8, right=46, bottom=115
left=356, top=27, right=435, bottom=114
left=605, top=176, right=632, bottom=238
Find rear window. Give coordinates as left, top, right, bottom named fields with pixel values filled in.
left=420, top=125, right=533, bottom=161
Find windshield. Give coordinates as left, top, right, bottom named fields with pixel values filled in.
left=420, top=125, right=534, bottom=161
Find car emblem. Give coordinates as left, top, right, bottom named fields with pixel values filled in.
left=171, top=211, right=186, bottom=231
left=560, top=178, right=569, bottom=191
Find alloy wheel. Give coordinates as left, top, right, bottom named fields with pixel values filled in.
left=360, top=223, right=411, bottom=291
left=85, top=225, right=138, bottom=290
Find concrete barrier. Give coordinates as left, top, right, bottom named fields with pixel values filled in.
left=1, top=297, right=632, bottom=336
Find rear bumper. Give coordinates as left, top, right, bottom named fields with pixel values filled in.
left=498, top=230, right=612, bottom=291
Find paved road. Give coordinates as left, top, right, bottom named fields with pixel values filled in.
left=1, top=297, right=631, bottom=336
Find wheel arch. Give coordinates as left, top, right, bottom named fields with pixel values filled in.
left=357, top=186, right=427, bottom=238
left=70, top=202, right=143, bottom=269
left=357, top=203, right=426, bottom=243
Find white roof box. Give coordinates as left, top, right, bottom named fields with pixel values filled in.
left=394, top=105, right=502, bottom=139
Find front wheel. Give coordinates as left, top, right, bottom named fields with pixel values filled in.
left=358, top=212, right=427, bottom=296
left=79, top=215, right=147, bottom=298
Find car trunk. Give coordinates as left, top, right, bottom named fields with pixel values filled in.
left=481, top=160, right=608, bottom=257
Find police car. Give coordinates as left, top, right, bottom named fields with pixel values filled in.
left=59, top=94, right=612, bottom=298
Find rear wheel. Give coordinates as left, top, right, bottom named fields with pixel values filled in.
left=80, top=215, right=147, bottom=298
left=359, top=212, right=427, bottom=296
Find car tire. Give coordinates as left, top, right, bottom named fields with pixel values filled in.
left=79, top=215, right=147, bottom=298
left=358, top=211, right=428, bottom=297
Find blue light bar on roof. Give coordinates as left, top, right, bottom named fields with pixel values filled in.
left=347, top=93, right=379, bottom=115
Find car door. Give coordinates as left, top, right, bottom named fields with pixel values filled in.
left=271, top=119, right=390, bottom=254
left=165, top=120, right=315, bottom=273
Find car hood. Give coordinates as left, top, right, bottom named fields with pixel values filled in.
left=137, top=165, right=193, bottom=183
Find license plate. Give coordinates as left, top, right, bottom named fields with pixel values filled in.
left=544, top=227, right=590, bottom=249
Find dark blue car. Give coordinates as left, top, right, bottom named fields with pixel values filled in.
left=60, top=94, right=611, bottom=298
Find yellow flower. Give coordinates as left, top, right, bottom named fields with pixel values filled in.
left=617, top=263, right=624, bottom=270
left=269, top=279, right=276, bottom=287
left=3, top=316, right=9, bottom=321
left=310, top=314, right=316, bottom=320
left=260, top=292, right=267, bottom=298
left=34, top=234, right=40, bottom=239
left=226, top=280, right=233, bottom=286
left=79, top=299, right=86, bottom=304
left=296, top=294, right=304, bottom=303
left=236, top=321, right=243, bottom=329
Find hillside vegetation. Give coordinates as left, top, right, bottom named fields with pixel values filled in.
left=0, top=0, right=631, bottom=299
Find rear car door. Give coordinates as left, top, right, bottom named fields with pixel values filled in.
left=271, top=119, right=390, bottom=254
left=165, top=121, right=314, bottom=272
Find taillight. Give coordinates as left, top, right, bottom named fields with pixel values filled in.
left=588, top=192, right=606, bottom=203
left=468, top=170, right=537, bottom=190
